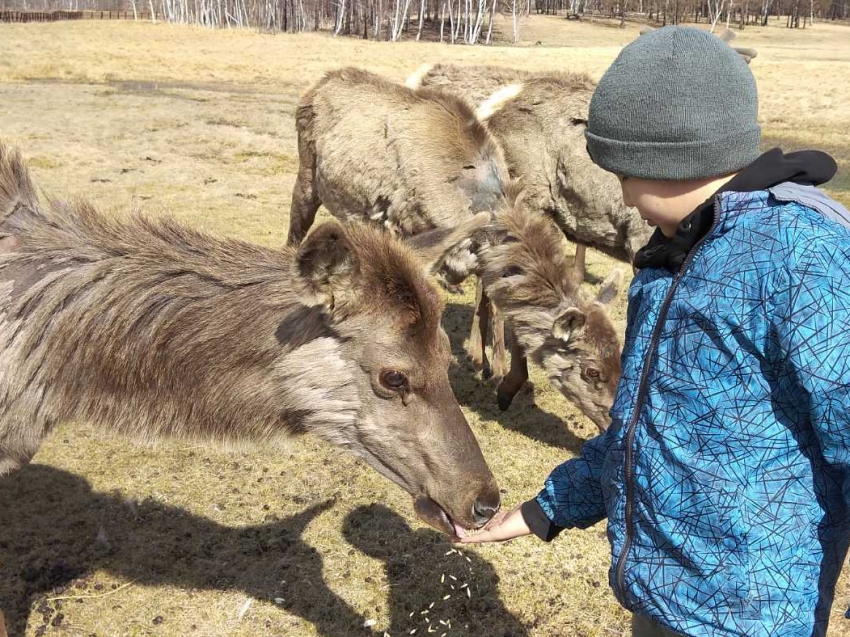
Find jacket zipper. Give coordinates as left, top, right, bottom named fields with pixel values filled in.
left=614, top=197, right=722, bottom=604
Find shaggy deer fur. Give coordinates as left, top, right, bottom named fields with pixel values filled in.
left=408, top=63, right=652, bottom=280
left=481, top=187, right=623, bottom=431
left=288, top=67, right=512, bottom=378
left=0, top=143, right=500, bottom=558
left=287, top=67, right=508, bottom=280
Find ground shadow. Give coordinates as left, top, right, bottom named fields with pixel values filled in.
left=444, top=301, right=590, bottom=455
left=0, top=465, right=371, bottom=637
left=343, top=504, right=528, bottom=637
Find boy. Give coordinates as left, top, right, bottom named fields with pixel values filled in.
left=460, top=26, right=850, bottom=637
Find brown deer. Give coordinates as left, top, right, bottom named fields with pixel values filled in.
left=0, top=141, right=500, bottom=596
left=408, top=64, right=639, bottom=415
left=407, top=63, right=652, bottom=283
left=287, top=67, right=512, bottom=379
left=480, top=186, right=623, bottom=430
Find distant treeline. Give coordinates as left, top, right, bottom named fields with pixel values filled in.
left=0, top=8, right=158, bottom=18
left=0, top=0, right=846, bottom=37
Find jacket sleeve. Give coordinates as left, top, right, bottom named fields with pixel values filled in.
left=529, top=424, right=615, bottom=536
left=772, top=233, right=850, bottom=494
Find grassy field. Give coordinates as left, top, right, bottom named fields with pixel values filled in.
left=0, top=15, right=848, bottom=637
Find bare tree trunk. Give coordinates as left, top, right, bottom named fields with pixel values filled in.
left=333, top=0, right=345, bottom=33
left=440, top=0, right=446, bottom=39
left=485, top=0, right=495, bottom=43
left=708, top=0, right=725, bottom=29
left=415, top=0, right=424, bottom=37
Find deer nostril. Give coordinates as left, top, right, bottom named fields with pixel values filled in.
left=472, top=498, right=500, bottom=527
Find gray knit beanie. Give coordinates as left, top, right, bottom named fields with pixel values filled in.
left=585, top=26, right=761, bottom=181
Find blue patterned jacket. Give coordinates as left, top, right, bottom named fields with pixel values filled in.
left=536, top=184, right=850, bottom=636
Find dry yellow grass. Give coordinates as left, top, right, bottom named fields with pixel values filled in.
left=0, top=16, right=848, bottom=637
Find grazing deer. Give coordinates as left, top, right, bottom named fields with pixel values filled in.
left=0, top=141, right=500, bottom=630
left=481, top=186, right=623, bottom=430
left=407, top=63, right=652, bottom=284
left=287, top=67, right=512, bottom=379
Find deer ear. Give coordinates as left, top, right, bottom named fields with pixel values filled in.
left=732, top=46, right=757, bottom=64
left=596, top=268, right=624, bottom=306
left=296, top=221, right=359, bottom=312
left=404, top=212, right=490, bottom=274
left=717, top=27, right=736, bottom=42
left=552, top=307, right=586, bottom=344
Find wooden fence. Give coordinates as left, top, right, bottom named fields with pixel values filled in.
left=0, top=9, right=161, bottom=21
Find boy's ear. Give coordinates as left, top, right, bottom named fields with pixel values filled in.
left=295, top=221, right=360, bottom=313
left=404, top=212, right=491, bottom=274
left=552, top=307, right=586, bottom=344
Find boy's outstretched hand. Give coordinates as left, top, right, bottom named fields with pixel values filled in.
left=456, top=504, right=532, bottom=543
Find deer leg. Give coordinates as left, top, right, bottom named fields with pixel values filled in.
left=467, top=277, right=491, bottom=379
left=497, top=337, right=529, bottom=411
left=0, top=443, right=38, bottom=478
left=0, top=412, right=51, bottom=478
left=490, top=295, right=506, bottom=380
left=286, top=136, right=321, bottom=247
left=574, top=243, right=587, bottom=281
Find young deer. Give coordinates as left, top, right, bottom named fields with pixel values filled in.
left=288, top=67, right=512, bottom=379
left=481, top=187, right=624, bottom=431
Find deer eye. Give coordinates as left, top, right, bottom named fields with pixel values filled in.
left=502, top=266, right=523, bottom=278
left=380, top=370, right=408, bottom=390
left=585, top=367, right=600, bottom=381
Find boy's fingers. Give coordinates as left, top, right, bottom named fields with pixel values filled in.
left=456, top=505, right=531, bottom=543
left=456, top=526, right=499, bottom=543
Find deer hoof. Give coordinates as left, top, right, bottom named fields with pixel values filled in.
left=497, top=388, right=515, bottom=411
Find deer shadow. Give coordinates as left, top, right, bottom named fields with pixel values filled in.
left=343, top=504, right=528, bottom=637
left=443, top=301, right=590, bottom=455
left=0, top=464, right=371, bottom=637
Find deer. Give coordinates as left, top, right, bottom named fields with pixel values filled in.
left=407, top=64, right=639, bottom=412
left=407, top=63, right=652, bottom=283
left=287, top=67, right=513, bottom=380
left=480, top=186, right=624, bottom=430
left=0, top=140, right=502, bottom=637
